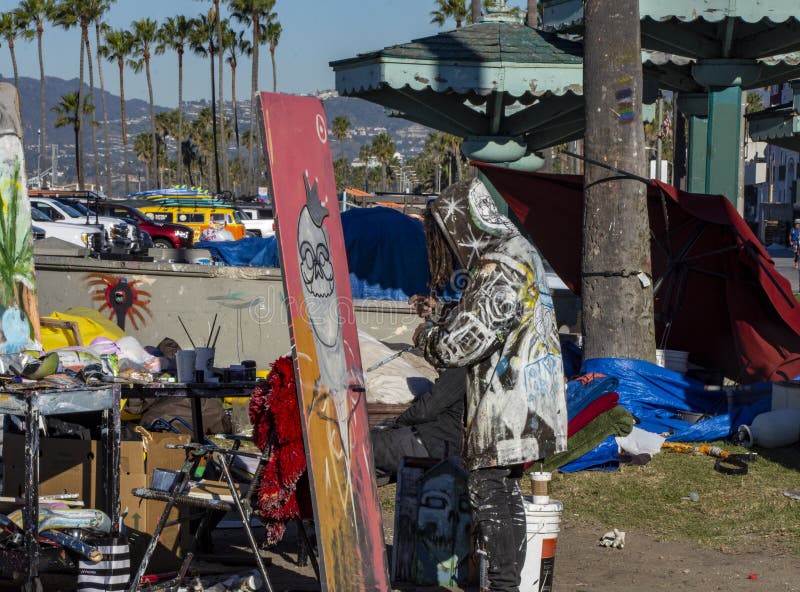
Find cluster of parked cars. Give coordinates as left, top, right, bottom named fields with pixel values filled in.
left=28, top=189, right=275, bottom=257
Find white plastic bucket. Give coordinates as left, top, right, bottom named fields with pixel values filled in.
left=520, top=498, right=562, bottom=592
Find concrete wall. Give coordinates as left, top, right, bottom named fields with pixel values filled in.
left=35, top=256, right=581, bottom=370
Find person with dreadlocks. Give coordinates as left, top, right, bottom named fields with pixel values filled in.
left=411, top=178, right=567, bottom=592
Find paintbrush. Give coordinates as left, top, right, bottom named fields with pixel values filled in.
left=178, top=316, right=197, bottom=349
left=211, top=325, right=221, bottom=349
left=207, top=313, right=218, bottom=347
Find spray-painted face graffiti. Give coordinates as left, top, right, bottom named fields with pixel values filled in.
left=298, top=212, right=339, bottom=349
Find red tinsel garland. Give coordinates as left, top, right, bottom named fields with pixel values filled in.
left=249, top=355, right=310, bottom=544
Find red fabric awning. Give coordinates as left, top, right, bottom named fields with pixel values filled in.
left=477, top=163, right=800, bottom=383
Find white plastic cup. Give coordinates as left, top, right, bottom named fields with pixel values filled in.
left=194, top=347, right=215, bottom=380
left=176, top=350, right=196, bottom=383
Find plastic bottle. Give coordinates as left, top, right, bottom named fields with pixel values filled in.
left=738, top=408, right=800, bottom=448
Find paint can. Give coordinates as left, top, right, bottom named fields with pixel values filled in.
left=519, top=498, right=562, bottom=592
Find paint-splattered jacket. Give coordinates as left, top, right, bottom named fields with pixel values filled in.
left=416, top=179, right=567, bottom=471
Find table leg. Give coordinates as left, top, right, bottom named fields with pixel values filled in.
left=23, top=403, right=40, bottom=591
left=102, top=387, right=122, bottom=534
left=191, top=397, right=204, bottom=443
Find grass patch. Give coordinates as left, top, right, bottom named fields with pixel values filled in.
left=546, top=442, right=800, bottom=555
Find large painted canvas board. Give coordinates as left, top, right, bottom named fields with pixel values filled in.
left=258, top=92, right=390, bottom=591
left=0, top=83, right=39, bottom=353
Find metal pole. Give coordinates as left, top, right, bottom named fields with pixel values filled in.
left=656, top=93, right=663, bottom=181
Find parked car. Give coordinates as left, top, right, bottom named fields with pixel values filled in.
left=54, top=198, right=144, bottom=253
left=29, top=197, right=133, bottom=253
left=29, top=207, right=104, bottom=251
left=90, top=201, right=194, bottom=249
left=237, top=205, right=275, bottom=237
left=137, top=204, right=247, bottom=242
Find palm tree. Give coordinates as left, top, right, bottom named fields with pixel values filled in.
left=224, top=27, right=249, bottom=165
left=55, top=0, right=107, bottom=189
left=157, top=15, right=192, bottom=185
left=16, top=0, right=57, bottom=182
left=371, top=132, right=396, bottom=191
left=196, top=0, right=226, bottom=189
left=90, top=0, right=115, bottom=192
left=265, top=19, right=281, bottom=92
left=189, top=11, right=221, bottom=194
left=0, top=12, right=29, bottom=124
left=52, top=91, right=94, bottom=188
left=130, top=17, right=159, bottom=190
left=99, top=28, right=132, bottom=194
left=229, top=0, right=276, bottom=194
left=331, top=116, right=350, bottom=162
left=430, top=0, right=468, bottom=28
left=133, top=131, right=152, bottom=187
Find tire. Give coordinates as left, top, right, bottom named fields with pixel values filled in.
left=153, top=238, right=173, bottom=249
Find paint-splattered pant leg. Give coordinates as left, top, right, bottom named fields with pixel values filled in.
left=468, top=466, right=527, bottom=592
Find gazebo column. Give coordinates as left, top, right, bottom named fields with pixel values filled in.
left=677, top=93, right=708, bottom=194
left=692, top=59, right=761, bottom=205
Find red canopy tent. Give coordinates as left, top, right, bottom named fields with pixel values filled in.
left=476, top=163, right=800, bottom=384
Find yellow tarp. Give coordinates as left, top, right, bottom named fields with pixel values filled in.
left=41, top=307, right=126, bottom=350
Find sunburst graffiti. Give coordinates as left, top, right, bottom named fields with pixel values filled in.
left=85, top=273, right=153, bottom=331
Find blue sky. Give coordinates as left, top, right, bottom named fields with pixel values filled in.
left=7, top=0, right=501, bottom=107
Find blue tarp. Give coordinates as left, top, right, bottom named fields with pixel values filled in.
left=582, top=358, right=772, bottom=442
left=196, top=237, right=280, bottom=268
left=341, top=207, right=429, bottom=301
left=198, top=207, right=432, bottom=301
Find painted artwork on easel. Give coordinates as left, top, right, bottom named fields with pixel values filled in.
left=0, top=83, right=38, bottom=354
left=259, top=92, right=390, bottom=591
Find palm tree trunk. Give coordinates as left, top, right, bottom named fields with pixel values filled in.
left=9, top=40, right=22, bottom=125
left=118, top=58, right=130, bottom=195
left=527, top=0, right=538, bottom=27
left=472, top=0, right=481, bottom=23
left=249, top=14, right=259, bottom=196
left=95, top=23, right=111, bottom=193
left=215, top=0, right=228, bottom=191
left=74, top=122, right=81, bottom=190
left=210, top=50, right=221, bottom=194
left=37, top=26, right=48, bottom=180
left=177, top=49, right=184, bottom=185
left=270, top=46, right=277, bottom=92
left=231, top=62, right=240, bottom=157
left=84, top=26, right=100, bottom=190
left=77, top=30, right=86, bottom=190
left=145, top=55, right=157, bottom=190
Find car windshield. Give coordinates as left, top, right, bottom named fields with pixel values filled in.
left=233, top=210, right=243, bottom=223
left=238, top=210, right=253, bottom=220
left=56, top=201, right=84, bottom=218
left=61, top=200, right=97, bottom=216
left=30, top=208, right=52, bottom=222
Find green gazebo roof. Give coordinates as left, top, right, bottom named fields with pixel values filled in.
left=542, top=0, right=800, bottom=59
left=748, top=80, right=800, bottom=152
left=331, top=21, right=584, bottom=104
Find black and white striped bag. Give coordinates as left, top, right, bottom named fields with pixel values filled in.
left=77, top=537, right=131, bottom=592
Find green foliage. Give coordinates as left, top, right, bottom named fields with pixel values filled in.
left=0, top=162, right=35, bottom=308
left=431, top=0, right=469, bottom=28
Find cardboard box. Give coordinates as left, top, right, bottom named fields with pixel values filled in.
left=3, top=432, right=190, bottom=572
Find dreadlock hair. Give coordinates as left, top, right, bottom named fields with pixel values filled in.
left=425, top=209, right=455, bottom=291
